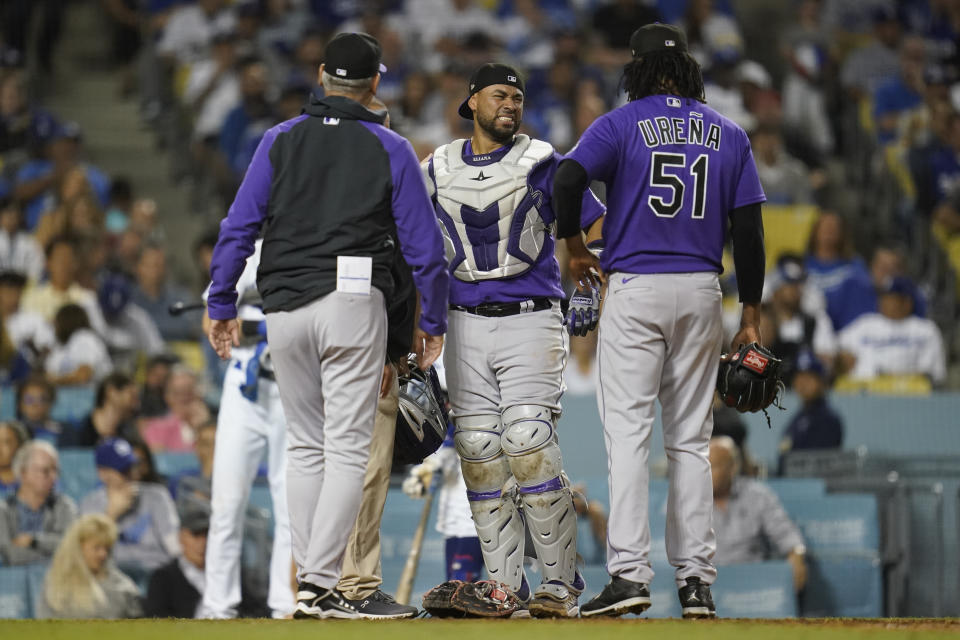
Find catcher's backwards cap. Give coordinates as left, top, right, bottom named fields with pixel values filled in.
left=458, top=63, right=525, bottom=120
left=630, top=23, right=689, bottom=58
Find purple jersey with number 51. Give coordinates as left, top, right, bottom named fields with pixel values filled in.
left=567, top=94, right=765, bottom=275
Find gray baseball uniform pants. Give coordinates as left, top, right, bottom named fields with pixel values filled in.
left=265, top=289, right=387, bottom=590
left=597, top=272, right=722, bottom=588
left=445, top=304, right=565, bottom=419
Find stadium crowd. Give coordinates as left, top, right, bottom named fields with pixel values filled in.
left=0, top=0, right=958, bottom=619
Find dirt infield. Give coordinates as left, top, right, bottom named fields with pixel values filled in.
left=2, top=617, right=959, bottom=640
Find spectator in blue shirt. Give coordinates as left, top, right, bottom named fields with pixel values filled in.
left=219, top=58, right=275, bottom=183
left=13, top=123, right=110, bottom=230
left=804, top=211, right=876, bottom=331
left=779, top=351, right=844, bottom=469
left=15, top=375, right=63, bottom=445
left=872, top=36, right=926, bottom=145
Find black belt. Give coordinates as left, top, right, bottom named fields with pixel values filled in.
left=450, top=297, right=554, bottom=317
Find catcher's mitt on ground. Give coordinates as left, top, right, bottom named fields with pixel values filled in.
left=717, top=342, right=786, bottom=426
left=422, top=580, right=521, bottom=618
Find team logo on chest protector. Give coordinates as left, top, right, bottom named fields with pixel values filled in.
left=431, top=135, right=554, bottom=282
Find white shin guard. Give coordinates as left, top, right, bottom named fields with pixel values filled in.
left=501, top=405, right=579, bottom=590
left=467, top=489, right=526, bottom=592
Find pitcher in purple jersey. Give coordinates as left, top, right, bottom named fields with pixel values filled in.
left=421, top=62, right=605, bottom=619
left=553, top=23, right=769, bottom=619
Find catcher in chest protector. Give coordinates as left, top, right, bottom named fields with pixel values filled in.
left=419, top=60, right=606, bottom=619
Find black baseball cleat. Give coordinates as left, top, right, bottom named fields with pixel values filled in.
left=678, top=577, right=716, bottom=618
left=293, top=582, right=361, bottom=619
left=345, top=590, right=419, bottom=619
left=579, top=575, right=651, bottom=618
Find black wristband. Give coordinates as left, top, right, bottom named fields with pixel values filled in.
left=729, top=202, right=765, bottom=303
left=552, top=159, right=589, bottom=238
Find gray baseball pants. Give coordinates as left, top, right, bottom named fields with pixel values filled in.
left=265, top=288, right=387, bottom=590
left=597, top=272, right=722, bottom=588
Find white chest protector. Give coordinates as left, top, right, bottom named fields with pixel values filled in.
left=426, top=134, right=555, bottom=282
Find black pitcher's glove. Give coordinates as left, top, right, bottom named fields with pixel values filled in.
left=717, top=342, right=786, bottom=426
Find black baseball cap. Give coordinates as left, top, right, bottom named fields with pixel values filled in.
left=458, top=63, right=525, bottom=120
left=324, top=32, right=387, bottom=80
left=630, top=23, right=689, bottom=58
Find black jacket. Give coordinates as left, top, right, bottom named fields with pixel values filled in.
left=257, top=95, right=400, bottom=312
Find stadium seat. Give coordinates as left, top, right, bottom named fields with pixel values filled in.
left=153, top=452, right=197, bottom=477
left=761, top=205, right=819, bottom=269
left=24, top=564, right=48, bottom=619
left=0, top=387, right=14, bottom=421
left=714, top=561, right=798, bottom=618
left=168, top=341, right=206, bottom=377
left=801, top=552, right=883, bottom=617
left=51, top=386, right=96, bottom=427
left=781, top=494, right=880, bottom=554
left=834, top=374, right=932, bottom=395
left=766, top=478, right=827, bottom=501
left=0, top=566, right=31, bottom=619
left=57, top=448, right=98, bottom=505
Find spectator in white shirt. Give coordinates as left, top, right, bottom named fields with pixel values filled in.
left=0, top=199, right=44, bottom=282
left=183, top=32, right=240, bottom=144
left=157, top=0, right=236, bottom=66
left=838, top=277, right=946, bottom=384
left=0, top=270, right=55, bottom=357
left=45, top=304, right=112, bottom=386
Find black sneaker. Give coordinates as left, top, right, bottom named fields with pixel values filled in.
left=345, top=590, right=418, bottom=619
left=294, top=582, right=361, bottom=619
left=678, top=577, right=716, bottom=619
left=579, top=576, right=651, bottom=618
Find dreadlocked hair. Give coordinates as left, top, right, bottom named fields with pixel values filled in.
left=622, top=50, right=706, bottom=103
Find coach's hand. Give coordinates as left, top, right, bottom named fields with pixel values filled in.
left=413, top=329, right=444, bottom=370
left=208, top=318, right=241, bottom=360
left=380, top=363, right=396, bottom=399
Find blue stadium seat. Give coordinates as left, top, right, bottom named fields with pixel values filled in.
left=780, top=493, right=880, bottom=553
left=714, top=561, right=798, bottom=618
left=24, top=563, right=48, bottom=619
left=801, top=553, right=883, bottom=617
left=57, top=448, right=98, bottom=505
left=153, top=452, right=198, bottom=477
left=0, top=387, right=14, bottom=421
left=766, top=478, right=827, bottom=501
left=1, top=385, right=95, bottom=427
left=0, top=566, right=31, bottom=619
left=50, top=386, right=96, bottom=427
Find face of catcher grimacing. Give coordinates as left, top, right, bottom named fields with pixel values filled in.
left=471, top=84, right=523, bottom=145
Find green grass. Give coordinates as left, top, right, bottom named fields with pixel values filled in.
left=1, top=619, right=958, bottom=640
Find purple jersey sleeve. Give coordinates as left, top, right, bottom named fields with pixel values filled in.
left=362, top=123, right=449, bottom=335
left=567, top=114, right=619, bottom=183
left=533, top=152, right=606, bottom=230
left=208, top=123, right=287, bottom=320
left=733, top=130, right=766, bottom=210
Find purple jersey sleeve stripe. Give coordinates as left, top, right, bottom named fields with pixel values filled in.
left=208, top=115, right=307, bottom=320
left=581, top=187, right=605, bottom=229
left=360, top=121, right=450, bottom=335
